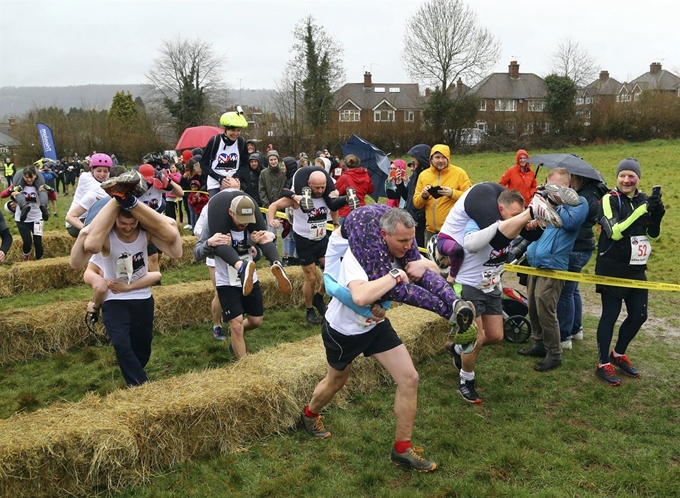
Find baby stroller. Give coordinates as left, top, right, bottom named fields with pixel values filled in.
left=502, top=286, right=531, bottom=343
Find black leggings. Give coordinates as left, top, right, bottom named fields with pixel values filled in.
left=596, top=286, right=648, bottom=364
left=207, top=191, right=279, bottom=267
left=16, top=221, right=43, bottom=259
left=290, top=166, right=348, bottom=211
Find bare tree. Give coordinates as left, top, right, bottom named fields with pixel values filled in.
left=550, top=37, right=598, bottom=87
left=146, top=38, right=227, bottom=133
left=402, top=0, right=500, bottom=92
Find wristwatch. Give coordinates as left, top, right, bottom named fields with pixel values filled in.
left=389, top=268, right=402, bottom=284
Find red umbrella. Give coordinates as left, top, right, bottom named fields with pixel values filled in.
left=175, top=126, right=223, bottom=150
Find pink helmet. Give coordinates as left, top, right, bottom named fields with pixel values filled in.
left=89, top=153, right=113, bottom=168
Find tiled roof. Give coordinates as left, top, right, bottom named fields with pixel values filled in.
left=334, top=83, right=421, bottom=111
left=0, top=131, right=20, bottom=147
left=583, top=76, right=623, bottom=96
left=468, top=72, right=547, bottom=99
left=630, top=69, right=680, bottom=91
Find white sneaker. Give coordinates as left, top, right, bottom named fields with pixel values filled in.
left=560, top=339, right=573, bottom=350
left=539, top=182, right=580, bottom=206
left=572, top=330, right=584, bottom=341
left=528, top=194, right=562, bottom=228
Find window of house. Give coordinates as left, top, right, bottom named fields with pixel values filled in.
left=374, top=87, right=386, bottom=93
left=404, top=111, right=415, bottom=122
left=525, top=123, right=534, bottom=134
left=339, top=109, right=360, bottom=122
left=528, top=99, right=545, bottom=112
left=389, top=87, right=401, bottom=93
left=616, top=95, right=621, bottom=102
left=585, top=97, right=592, bottom=104
left=495, top=99, right=517, bottom=112
left=479, top=99, right=487, bottom=111
left=620, top=93, right=632, bottom=102
left=374, top=110, right=395, bottom=122
left=475, top=121, right=487, bottom=132
left=576, top=97, right=584, bottom=105
left=633, top=92, right=641, bottom=101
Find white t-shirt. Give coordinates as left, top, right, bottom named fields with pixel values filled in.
left=207, top=138, right=240, bottom=191
left=455, top=219, right=508, bottom=293
left=292, top=197, right=329, bottom=240
left=14, top=186, right=42, bottom=223
left=194, top=203, right=215, bottom=268
left=214, top=229, right=256, bottom=287
left=95, top=229, right=151, bottom=301
left=67, top=172, right=106, bottom=228
left=438, top=187, right=472, bottom=244
left=138, top=186, right=164, bottom=212
left=324, top=249, right=380, bottom=336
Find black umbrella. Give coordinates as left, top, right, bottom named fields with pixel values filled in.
left=528, top=153, right=604, bottom=182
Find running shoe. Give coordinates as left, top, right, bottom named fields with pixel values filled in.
left=451, top=299, right=476, bottom=332
left=19, top=204, right=31, bottom=222
left=40, top=205, right=50, bottom=221
left=459, top=379, right=482, bottom=404
left=212, top=325, right=227, bottom=341
left=271, top=261, right=292, bottom=295
left=390, top=446, right=438, bottom=472
left=346, top=186, right=360, bottom=210
left=306, top=308, right=321, bottom=325
left=528, top=194, right=562, bottom=228
left=237, top=260, right=256, bottom=296
left=537, top=182, right=580, bottom=207
left=610, top=352, right=640, bottom=377
left=101, top=169, right=142, bottom=199
left=299, top=186, right=314, bottom=213
left=596, top=363, right=621, bottom=386
left=301, top=410, right=332, bottom=438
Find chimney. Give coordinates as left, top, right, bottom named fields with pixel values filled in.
left=425, top=87, right=431, bottom=97
left=8, top=118, right=16, bottom=134
left=509, top=60, right=520, bottom=79
left=363, top=71, right=372, bottom=88
left=650, top=62, right=662, bottom=74
left=599, top=70, right=609, bottom=81
left=456, top=77, right=464, bottom=95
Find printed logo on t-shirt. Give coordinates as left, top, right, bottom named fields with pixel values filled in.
left=485, top=247, right=509, bottom=267
left=116, top=251, right=146, bottom=284
left=216, top=152, right=238, bottom=170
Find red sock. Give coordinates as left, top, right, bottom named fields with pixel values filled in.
left=394, top=440, right=412, bottom=454
left=304, top=405, right=319, bottom=418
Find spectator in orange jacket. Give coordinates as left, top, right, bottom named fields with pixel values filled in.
left=334, top=154, right=374, bottom=223
left=499, top=149, right=537, bottom=205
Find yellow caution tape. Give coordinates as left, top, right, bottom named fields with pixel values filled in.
left=505, top=264, right=680, bottom=292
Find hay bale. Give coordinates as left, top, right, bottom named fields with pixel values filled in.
left=11, top=257, right=85, bottom=294
left=0, top=267, right=13, bottom=298
left=0, top=305, right=447, bottom=497
left=5, top=230, right=75, bottom=264
left=0, top=267, right=310, bottom=365
left=159, top=235, right=197, bottom=271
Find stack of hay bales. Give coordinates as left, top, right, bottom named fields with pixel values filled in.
left=0, top=305, right=446, bottom=497
left=0, top=266, right=311, bottom=365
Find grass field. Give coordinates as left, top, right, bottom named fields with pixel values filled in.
left=2, top=140, right=680, bottom=497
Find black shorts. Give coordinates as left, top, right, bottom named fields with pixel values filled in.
left=293, top=232, right=329, bottom=266
left=322, top=319, right=403, bottom=371
left=461, top=284, right=503, bottom=316
left=217, top=281, right=264, bottom=322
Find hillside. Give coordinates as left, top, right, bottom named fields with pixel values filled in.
left=0, top=85, right=276, bottom=119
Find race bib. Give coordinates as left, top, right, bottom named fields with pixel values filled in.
left=33, top=220, right=43, bottom=236
left=309, top=221, right=326, bottom=240
left=630, top=235, right=651, bottom=265
left=477, top=268, right=503, bottom=293
left=227, top=252, right=253, bottom=284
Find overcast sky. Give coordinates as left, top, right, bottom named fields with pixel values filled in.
left=1, top=0, right=678, bottom=90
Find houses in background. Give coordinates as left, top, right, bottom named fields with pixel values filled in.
left=329, top=61, right=680, bottom=138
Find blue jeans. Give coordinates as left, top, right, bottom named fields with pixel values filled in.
left=283, top=232, right=296, bottom=257
left=556, top=250, right=592, bottom=341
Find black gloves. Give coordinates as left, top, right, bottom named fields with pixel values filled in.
left=647, top=195, right=665, bottom=222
